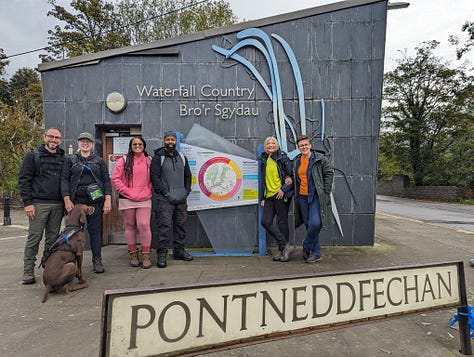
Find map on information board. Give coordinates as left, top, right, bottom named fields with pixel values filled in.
left=180, top=143, right=258, bottom=211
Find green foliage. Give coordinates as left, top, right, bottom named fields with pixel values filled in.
left=0, top=97, right=44, bottom=195
left=45, top=0, right=238, bottom=59
left=9, top=68, right=40, bottom=100
left=381, top=40, right=474, bottom=187
left=377, top=133, right=409, bottom=181
left=45, top=0, right=130, bottom=59
left=0, top=67, right=44, bottom=196
left=0, top=48, right=9, bottom=77
left=0, top=48, right=12, bottom=105
left=116, top=0, right=238, bottom=45
left=0, top=79, right=12, bottom=105
left=449, top=20, right=474, bottom=60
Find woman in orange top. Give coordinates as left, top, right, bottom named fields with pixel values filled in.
left=293, top=135, right=334, bottom=263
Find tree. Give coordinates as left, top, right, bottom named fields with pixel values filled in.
left=0, top=93, right=44, bottom=195
left=0, top=48, right=11, bottom=105
left=45, top=0, right=238, bottom=59
left=377, top=133, right=410, bottom=181
left=46, top=0, right=130, bottom=59
left=450, top=20, right=474, bottom=60
left=0, top=48, right=9, bottom=77
left=382, top=41, right=474, bottom=186
left=117, top=0, right=237, bottom=44
left=0, top=67, right=44, bottom=195
left=8, top=68, right=42, bottom=121
left=9, top=68, right=40, bottom=100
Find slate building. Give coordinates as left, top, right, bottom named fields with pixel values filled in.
left=38, top=0, right=389, bottom=250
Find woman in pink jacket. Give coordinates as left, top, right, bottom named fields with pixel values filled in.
left=112, top=137, right=153, bottom=268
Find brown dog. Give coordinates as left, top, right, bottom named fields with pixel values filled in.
left=42, top=204, right=94, bottom=303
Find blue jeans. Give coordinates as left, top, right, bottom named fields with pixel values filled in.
left=298, top=195, right=322, bottom=256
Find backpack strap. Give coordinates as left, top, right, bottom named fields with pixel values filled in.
left=33, top=149, right=41, bottom=176
left=71, top=154, right=102, bottom=183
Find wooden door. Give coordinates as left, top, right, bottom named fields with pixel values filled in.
left=100, top=128, right=140, bottom=244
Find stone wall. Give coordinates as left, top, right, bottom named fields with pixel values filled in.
left=377, top=174, right=463, bottom=202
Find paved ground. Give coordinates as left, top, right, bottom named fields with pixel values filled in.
left=0, top=206, right=473, bottom=357
left=377, top=195, right=474, bottom=233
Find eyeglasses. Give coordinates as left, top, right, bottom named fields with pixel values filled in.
left=45, top=134, right=62, bottom=140
left=132, top=143, right=144, bottom=146
left=298, top=143, right=310, bottom=148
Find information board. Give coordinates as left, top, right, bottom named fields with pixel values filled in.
left=180, top=143, right=258, bottom=211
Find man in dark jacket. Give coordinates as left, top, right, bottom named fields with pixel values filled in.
left=18, top=128, right=65, bottom=284
left=151, top=131, right=193, bottom=268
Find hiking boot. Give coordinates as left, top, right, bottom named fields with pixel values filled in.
left=280, top=243, right=295, bottom=262
left=142, top=253, right=152, bottom=269
left=303, top=248, right=310, bottom=260
left=157, top=252, right=167, bottom=268
left=173, top=250, right=193, bottom=261
left=22, top=269, right=35, bottom=285
left=92, top=257, right=105, bottom=273
left=272, top=250, right=283, bottom=261
left=129, top=251, right=140, bottom=267
left=306, top=253, right=322, bottom=263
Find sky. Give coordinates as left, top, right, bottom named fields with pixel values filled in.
left=1, top=0, right=473, bottom=78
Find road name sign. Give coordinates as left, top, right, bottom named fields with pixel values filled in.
left=101, top=262, right=470, bottom=356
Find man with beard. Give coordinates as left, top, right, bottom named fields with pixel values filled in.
left=151, top=131, right=193, bottom=268
left=18, top=128, right=66, bottom=284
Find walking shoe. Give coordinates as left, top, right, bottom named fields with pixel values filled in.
left=141, top=253, right=152, bottom=269
left=306, top=253, right=322, bottom=263
left=22, top=269, right=35, bottom=285
left=280, top=243, right=295, bottom=262
left=173, top=250, right=193, bottom=261
left=129, top=251, right=140, bottom=267
left=92, top=257, right=105, bottom=273
left=157, top=252, right=167, bottom=268
left=303, top=248, right=310, bottom=260
left=272, top=250, right=283, bottom=261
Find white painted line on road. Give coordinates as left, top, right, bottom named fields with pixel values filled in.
left=376, top=212, right=424, bottom=224
left=0, top=235, right=27, bottom=240
left=377, top=212, right=474, bottom=234
left=2, top=224, right=28, bottom=229
left=455, top=229, right=474, bottom=235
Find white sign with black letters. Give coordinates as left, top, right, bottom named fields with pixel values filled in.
left=101, top=263, right=462, bottom=357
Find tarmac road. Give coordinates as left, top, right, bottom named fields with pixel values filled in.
left=377, top=195, right=474, bottom=233
left=0, top=200, right=473, bottom=357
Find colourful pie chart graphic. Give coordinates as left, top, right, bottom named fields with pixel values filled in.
left=198, top=157, right=242, bottom=201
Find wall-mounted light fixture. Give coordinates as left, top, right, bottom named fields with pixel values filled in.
left=106, top=91, right=127, bottom=113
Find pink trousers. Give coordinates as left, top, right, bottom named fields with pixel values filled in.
left=122, top=207, right=152, bottom=253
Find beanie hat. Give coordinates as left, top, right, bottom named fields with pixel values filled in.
left=163, top=130, right=177, bottom=139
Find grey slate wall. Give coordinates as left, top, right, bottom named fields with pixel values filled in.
left=41, top=0, right=387, bottom=247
